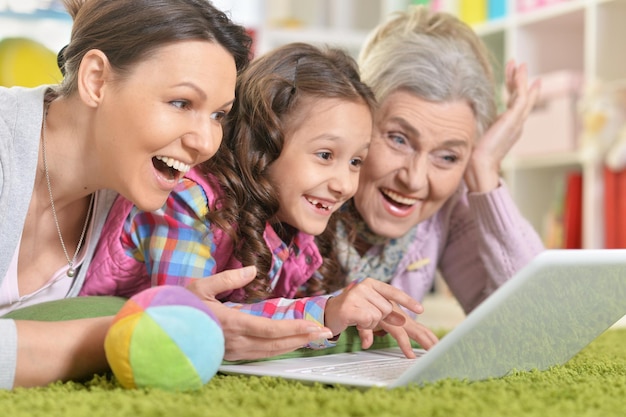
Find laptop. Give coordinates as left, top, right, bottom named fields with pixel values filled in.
left=218, top=249, right=626, bottom=389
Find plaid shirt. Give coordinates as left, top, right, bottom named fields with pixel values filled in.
left=83, top=170, right=336, bottom=348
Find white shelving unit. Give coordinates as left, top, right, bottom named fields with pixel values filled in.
left=243, top=0, right=626, bottom=249
left=254, top=0, right=409, bottom=57
left=489, top=0, right=626, bottom=249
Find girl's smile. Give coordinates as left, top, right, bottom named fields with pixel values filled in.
left=267, top=96, right=372, bottom=236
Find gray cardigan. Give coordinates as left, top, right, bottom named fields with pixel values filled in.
left=0, top=86, right=116, bottom=389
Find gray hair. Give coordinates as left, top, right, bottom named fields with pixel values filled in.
left=358, top=6, right=497, bottom=137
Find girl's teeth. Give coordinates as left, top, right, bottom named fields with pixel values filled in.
left=307, top=197, right=331, bottom=210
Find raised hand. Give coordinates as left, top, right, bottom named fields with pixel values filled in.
left=186, top=266, right=334, bottom=361
left=465, top=60, right=541, bottom=193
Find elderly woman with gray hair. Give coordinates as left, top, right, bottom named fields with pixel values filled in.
left=334, top=5, right=545, bottom=347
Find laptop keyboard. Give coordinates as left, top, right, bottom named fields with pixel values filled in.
left=287, top=353, right=424, bottom=383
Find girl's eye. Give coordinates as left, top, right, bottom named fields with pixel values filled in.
left=350, top=158, right=363, bottom=168
left=317, top=151, right=332, bottom=160
left=210, top=111, right=227, bottom=122
left=170, top=100, right=190, bottom=110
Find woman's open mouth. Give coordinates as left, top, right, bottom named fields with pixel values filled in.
left=152, top=156, right=191, bottom=181
left=381, top=188, right=418, bottom=207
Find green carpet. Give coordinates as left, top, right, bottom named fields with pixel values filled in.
left=2, top=327, right=626, bottom=417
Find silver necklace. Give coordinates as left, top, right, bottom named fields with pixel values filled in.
left=41, top=109, right=94, bottom=278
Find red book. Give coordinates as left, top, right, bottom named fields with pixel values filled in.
left=562, top=171, right=583, bottom=249
left=616, top=169, right=626, bottom=248
left=604, top=166, right=619, bottom=248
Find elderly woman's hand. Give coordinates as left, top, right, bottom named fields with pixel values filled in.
left=324, top=278, right=438, bottom=357
left=465, top=60, right=541, bottom=193
left=357, top=303, right=439, bottom=358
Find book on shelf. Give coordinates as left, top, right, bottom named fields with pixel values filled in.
left=604, top=166, right=618, bottom=248
left=488, top=0, right=507, bottom=19
left=542, top=170, right=582, bottom=249
left=430, top=0, right=569, bottom=21
left=562, top=171, right=583, bottom=249
left=517, top=0, right=572, bottom=13
left=618, top=170, right=626, bottom=248
left=458, top=0, right=486, bottom=24
left=604, top=166, right=626, bottom=249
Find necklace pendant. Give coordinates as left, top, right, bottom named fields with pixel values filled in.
left=42, top=112, right=94, bottom=283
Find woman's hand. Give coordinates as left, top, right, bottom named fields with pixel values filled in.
left=186, top=266, right=334, bottom=361
left=465, top=60, right=541, bottom=193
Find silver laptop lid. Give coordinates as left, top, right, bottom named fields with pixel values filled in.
left=391, top=249, right=626, bottom=387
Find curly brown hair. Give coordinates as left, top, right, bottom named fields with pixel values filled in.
left=201, top=42, right=376, bottom=301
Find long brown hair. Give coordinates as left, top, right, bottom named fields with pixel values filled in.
left=55, top=0, right=251, bottom=97
left=203, top=42, right=376, bottom=301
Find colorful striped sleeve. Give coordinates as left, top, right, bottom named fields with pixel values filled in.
left=123, top=178, right=218, bottom=287
left=225, top=295, right=337, bottom=349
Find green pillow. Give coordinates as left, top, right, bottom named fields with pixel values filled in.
left=1, top=297, right=424, bottom=364
left=2, top=296, right=127, bottom=321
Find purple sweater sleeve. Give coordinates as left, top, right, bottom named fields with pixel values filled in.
left=439, top=182, right=545, bottom=313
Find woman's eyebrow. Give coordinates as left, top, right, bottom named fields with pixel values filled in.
left=388, top=116, right=420, bottom=138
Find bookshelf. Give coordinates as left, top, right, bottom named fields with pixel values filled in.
left=238, top=0, right=626, bottom=249
left=490, top=0, right=626, bottom=250
left=250, top=0, right=411, bottom=58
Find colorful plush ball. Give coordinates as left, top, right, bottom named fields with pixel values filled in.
left=104, top=285, right=224, bottom=391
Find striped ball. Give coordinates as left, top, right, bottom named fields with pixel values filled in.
left=104, top=285, right=224, bottom=391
